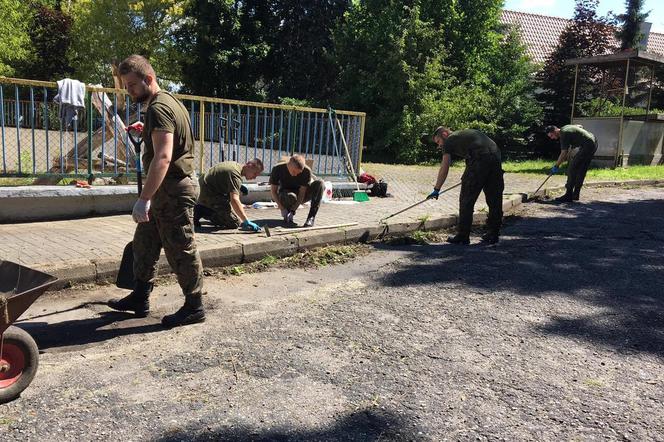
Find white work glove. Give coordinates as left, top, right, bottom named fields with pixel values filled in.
left=132, top=198, right=150, bottom=223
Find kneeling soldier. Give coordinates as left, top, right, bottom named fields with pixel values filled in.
left=195, top=159, right=264, bottom=231
left=269, top=155, right=324, bottom=227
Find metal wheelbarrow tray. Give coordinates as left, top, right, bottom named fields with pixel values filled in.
left=1, top=260, right=57, bottom=404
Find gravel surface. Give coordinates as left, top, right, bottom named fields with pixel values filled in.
left=1, top=185, right=663, bottom=441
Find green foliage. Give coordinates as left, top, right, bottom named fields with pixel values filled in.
left=0, top=0, right=32, bottom=76
left=536, top=0, right=617, bottom=126
left=265, top=0, right=349, bottom=103
left=336, top=1, right=540, bottom=163
left=66, top=0, right=183, bottom=85
left=279, top=97, right=312, bottom=107
left=16, top=3, right=73, bottom=81
left=615, top=0, right=650, bottom=50
left=576, top=97, right=664, bottom=117
left=175, top=0, right=272, bottom=99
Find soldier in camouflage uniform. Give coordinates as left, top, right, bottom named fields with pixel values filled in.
left=545, top=124, right=598, bottom=202
left=108, top=54, right=205, bottom=328
left=427, top=126, right=505, bottom=245
left=195, top=159, right=264, bottom=231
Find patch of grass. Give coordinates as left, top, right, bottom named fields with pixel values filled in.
left=502, top=159, right=554, bottom=175
left=206, top=245, right=371, bottom=278
left=0, top=177, right=79, bottom=186
left=585, top=164, right=664, bottom=180
left=282, top=244, right=370, bottom=268
left=0, top=417, right=13, bottom=426
left=501, top=159, right=664, bottom=180
left=583, top=378, right=605, bottom=388
left=387, top=229, right=448, bottom=245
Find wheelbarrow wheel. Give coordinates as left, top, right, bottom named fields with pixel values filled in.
left=0, top=326, right=39, bottom=404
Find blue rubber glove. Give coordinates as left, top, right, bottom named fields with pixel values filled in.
left=550, top=165, right=559, bottom=175
left=427, top=188, right=440, bottom=200
left=240, top=185, right=248, bottom=196
left=241, top=219, right=261, bottom=232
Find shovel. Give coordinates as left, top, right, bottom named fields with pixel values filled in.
left=527, top=173, right=554, bottom=202
left=116, top=123, right=143, bottom=290
left=379, top=182, right=462, bottom=223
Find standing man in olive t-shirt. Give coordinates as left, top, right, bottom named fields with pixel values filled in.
left=195, top=159, right=264, bottom=231
left=107, top=54, right=205, bottom=328
left=545, top=124, right=597, bottom=202
left=269, top=155, right=324, bottom=227
left=427, top=126, right=505, bottom=245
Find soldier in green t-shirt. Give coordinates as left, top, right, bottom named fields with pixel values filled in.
left=269, top=155, right=324, bottom=227
left=426, top=126, right=505, bottom=245
left=107, top=54, right=205, bottom=328
left=545, top=124, right=598, bottom=202
left=195, top=159, right=264, bottom=231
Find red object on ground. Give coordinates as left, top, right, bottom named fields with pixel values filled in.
left=358, top=172, right=377, bottom=185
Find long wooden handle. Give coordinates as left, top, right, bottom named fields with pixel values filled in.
left=270, top=222, right=358, bottom=235
left=335, top=117, right=359, bottom=190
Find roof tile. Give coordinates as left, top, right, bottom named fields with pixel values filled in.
left=501, top=10, right=664, bottom=63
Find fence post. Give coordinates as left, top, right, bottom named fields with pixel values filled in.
left=87, top=90, right=93, bottom=183
left=198, top=100, right=205, bottom=173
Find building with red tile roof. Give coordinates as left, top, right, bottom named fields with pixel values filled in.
left=500, top=10, right=664, bottom=64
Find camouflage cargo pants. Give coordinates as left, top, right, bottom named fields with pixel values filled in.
left=565, top=142, right=597, bottom=194
left=458, top=153, right=505, bottom=237
left=194, top=198, right=240, bottom=229
left=278, top=179, right=324, bottom=218
left=133, top=176, right=204, bottom=297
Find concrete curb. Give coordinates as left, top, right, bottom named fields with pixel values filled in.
left=0, top=181, right=368, bottom=223
left=31, top=179, right=663, bottom=290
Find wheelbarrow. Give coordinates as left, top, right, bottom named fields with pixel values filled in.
left=0, top=260, right=57, bottom=404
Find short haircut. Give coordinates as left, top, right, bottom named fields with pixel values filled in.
left=249, top=158, right=264, bottom=171
left=288, top=155, right=306, bottom=170
left=432, top=126, right=451, bottom=139
left=118, top=54, right=156, bottom=79
left=544, top=125, right=558, bottom=134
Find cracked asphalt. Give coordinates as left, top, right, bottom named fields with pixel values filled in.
left=1, top=185, right=663, bottom=441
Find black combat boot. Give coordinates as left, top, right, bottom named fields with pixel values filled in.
left=572, top=188, right=581, bottom=201
left=161, top=295, right=205, bottom=328
left=446, top=234, right=470, bottom=245
left=555, top=191, right=574, bottom=203
left=481, top=231, right=500, bottom=244
left=108, top=280, right=153, bottom=317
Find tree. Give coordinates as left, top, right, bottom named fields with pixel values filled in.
left=334, top=0, right=450, bottom=162
left=0, top=0, right=32, bottom=76
left=536, top=0, right=616, bottom=127
left=175, top=0, right=272, bottom=99
left=615, top=0, right=650, bottom=50
left=16, top=3, right=73, bottom=81
left=264, top=0, right=349, bottom=104
left=66, top=0, right=184, bottom=85
left=334, top=0, right=537, bottom=163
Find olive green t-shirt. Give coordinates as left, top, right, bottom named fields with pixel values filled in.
left=198, top=161, right=242, bottom=207
left=559, top=125, right=596, bottom=152
left=442, top=129, right=498, bottom=159
left=269, top=162, right=313, bottom=191
left=143, top=91, right=195, bottom=179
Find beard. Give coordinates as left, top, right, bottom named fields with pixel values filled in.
left=133, top=90, right=150, bottom=103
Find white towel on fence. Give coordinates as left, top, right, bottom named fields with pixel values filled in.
left=54, top=78, right=86, bottom=128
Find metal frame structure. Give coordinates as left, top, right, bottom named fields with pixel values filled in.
left=565, top=49, right=664, bottom=167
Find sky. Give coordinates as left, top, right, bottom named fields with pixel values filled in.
left=503, top=0, right=664, bottom=33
